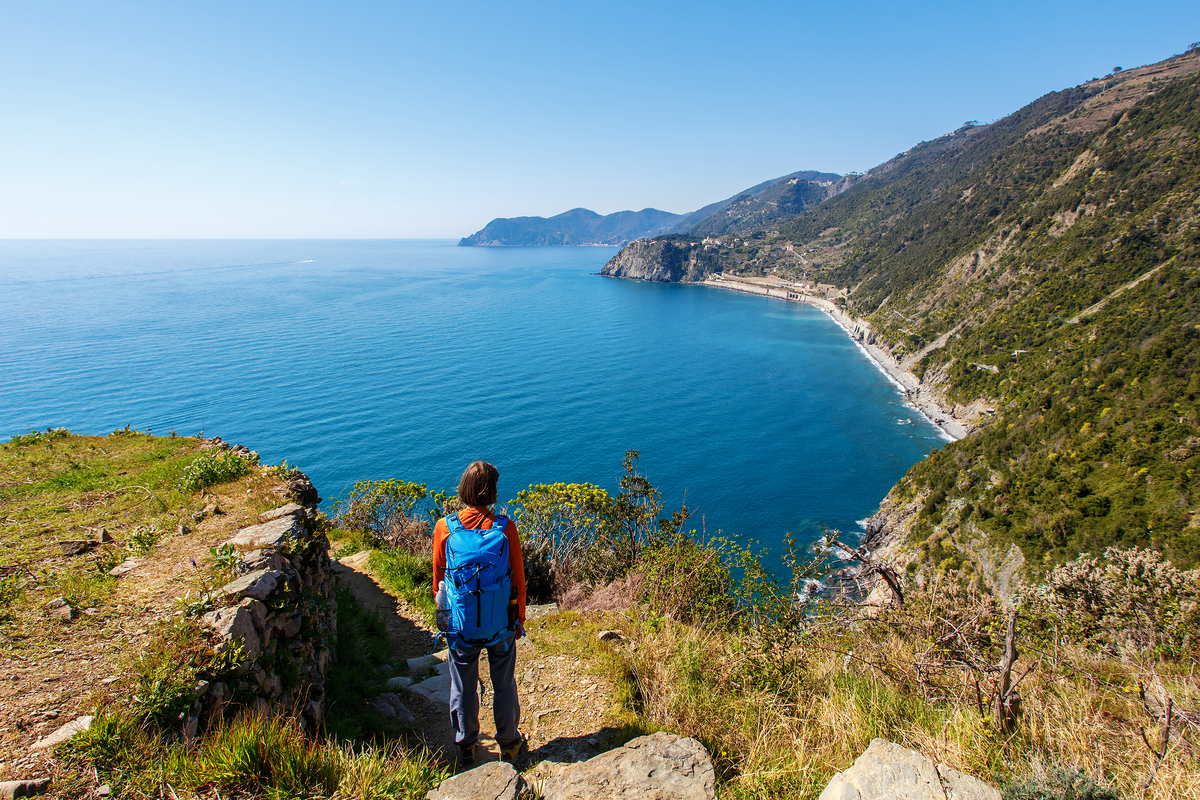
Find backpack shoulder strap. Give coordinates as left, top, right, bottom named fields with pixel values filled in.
left=492, top=514, right=508, bottom=532
left=446, top=512, right=465, bottom=533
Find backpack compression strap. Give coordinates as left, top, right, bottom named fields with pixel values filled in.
left=446, top=512, right=508, bottom=533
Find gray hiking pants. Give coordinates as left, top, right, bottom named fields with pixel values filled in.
left=448, top=629, right=521, bottom=747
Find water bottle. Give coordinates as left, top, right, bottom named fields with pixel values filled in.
left=435, top=581, right=450, bottom=631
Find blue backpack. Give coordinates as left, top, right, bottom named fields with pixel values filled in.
left=443, top=512, right=514, bottom=649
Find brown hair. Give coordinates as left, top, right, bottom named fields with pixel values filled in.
left=457, top=461, right=499, bottom=507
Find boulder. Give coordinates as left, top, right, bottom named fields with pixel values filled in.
left=427, top=761, right=526, bottom=800
left=202, top=605, right=262, bottom=661
left=818, top=739, right=1001, bottom=800
left=542, top=731, right=716, bottom=800
left=225, top=516, right=304, bottom=550
left=108, top=558, right=140, bottom=577
left=46, top=598, right=75, bottom=621
left=385, top=675, right=414, bottom=690
left=30, top=715, right=93, bottom=752
left=408, top=674, right=453, bottom=705
left=239, top=598, right=268, bottom=630
left=260, top=503, right=306, bottom=521
left=218, top=569, right=282, bottom=602
left=0, top=778, right=50, bottom=798
left=366, top=693, right=416, bottom=724
left=58, top=540, right=94, bottom=556
left=407, top=650, right=450, bottom=676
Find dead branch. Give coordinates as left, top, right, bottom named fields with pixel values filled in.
left=993, top=610, right=1019, bottom=733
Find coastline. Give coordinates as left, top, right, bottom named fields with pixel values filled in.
left=699, top=276, right=970, bottom=441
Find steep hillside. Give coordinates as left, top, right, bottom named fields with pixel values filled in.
left=603, top=48, right=1200, bottom=580
left=666, top=169, right=845, bottom=235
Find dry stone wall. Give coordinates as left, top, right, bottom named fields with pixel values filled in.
left=193, top=490, right=336, bottom=733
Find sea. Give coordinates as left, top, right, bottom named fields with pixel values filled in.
left=0, top=239, right=946, bottom=573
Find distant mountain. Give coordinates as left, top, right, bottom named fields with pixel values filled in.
left=458, top=208, right=684, bottom=247
left=458, top=170, right=845, bottom=247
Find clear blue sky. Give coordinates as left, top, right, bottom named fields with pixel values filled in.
left=3, top=1, right=1198, bottom=238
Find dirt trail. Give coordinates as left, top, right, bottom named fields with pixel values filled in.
left=331, top=552, right=627, bottom=774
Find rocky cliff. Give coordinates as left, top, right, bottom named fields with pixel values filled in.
left=598, top=237, right=721, bottom=282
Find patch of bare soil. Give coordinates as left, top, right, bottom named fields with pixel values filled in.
left=331, top=555, right=628, bottom=776
left=0, top=477, right=293, bottom=786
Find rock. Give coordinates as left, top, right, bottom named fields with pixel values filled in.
left=0, top=778, right=51, bottom=798
left=242, top=548, right=286, bottom=572
left=260, top=503, right=305, bottom=521
left=270, top=611, right=302, bottom=637
left=202, top=605, right=262, bottom=661
left=526, top=602, right=558, bottom=619
left=366, top=693, right=416, bottom=723
left=408, top=674, right=453, bottom=705
left=194, top=502, right=223, bottom=521
left=407, top=650, right=449, bottom=676
left=818, top=739, right=1001, bottom=800
left=96, top=785, right=112, bottom=797
left=177, top=525, right=191, bottom=537
left=937, top=763, right=1003, bottom=800
left=47, top=599, right=75, bottom=622
left=543, top=732, right=716, bottom=800
left=385, top=675, right=414, bottom=690
left=29, top=715, right=93, bottom=752
left=108, top=558, right=140, bottom=577
left=262, top=673, right=283, bottom=698
left=58, top=540, right=93, bottom=556
left=597, top=630, right=624, bottom=642
left=217, top=569, right=282, bottom=602
left=239, top=598, right=268, bottom=629
left=427, top=761, right=526, bottom=800
left=286, top=475, right=320, bottom=505
left=95, top=527, right=113, bottom=544
left=226, top=516, right=304, bottom=550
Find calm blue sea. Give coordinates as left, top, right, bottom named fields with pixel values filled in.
left=0, top=239, right=945, bottom=570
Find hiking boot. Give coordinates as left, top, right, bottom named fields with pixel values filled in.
left=457, top=743, right=476, bottom=766
left=499, top=734, right=527, bottom=764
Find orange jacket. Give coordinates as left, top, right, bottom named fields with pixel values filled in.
left=432, top=506, right=526, bottom=624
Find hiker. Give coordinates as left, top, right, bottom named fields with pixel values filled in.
left=432, top=460, right=527, bottom=766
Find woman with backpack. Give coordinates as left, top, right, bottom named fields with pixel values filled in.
left=432, top=460, right=527, bottom=767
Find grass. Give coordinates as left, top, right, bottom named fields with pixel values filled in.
left=62, top=583, right=447, bottom=798
left=586, top=601, right=1199, bottom=800
left=324, top=584, right=403, bottom=740
left=64, top=710, right=448, bottom=800
left=368, top=548, right=436, bottom=626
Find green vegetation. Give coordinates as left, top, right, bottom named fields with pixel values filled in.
left=64, top=711, right=446, bottom=800
left=177, top=448, right=258, bottom=492
left=644, top=55, right=1200, bottom=579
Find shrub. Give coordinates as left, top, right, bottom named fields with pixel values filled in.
left=1002, top=766, right=1123, bottom=800
left=637, top=532, right=735, bottom=625
left=6, top=427, right=70, bottom=446
left=509, top=481, right=614, bottom=573
left=1023, top=546, right=1200, bottom=656
left=177, top=449, right=258, bottom=492
left=333, top=479, right=430, bottom=550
